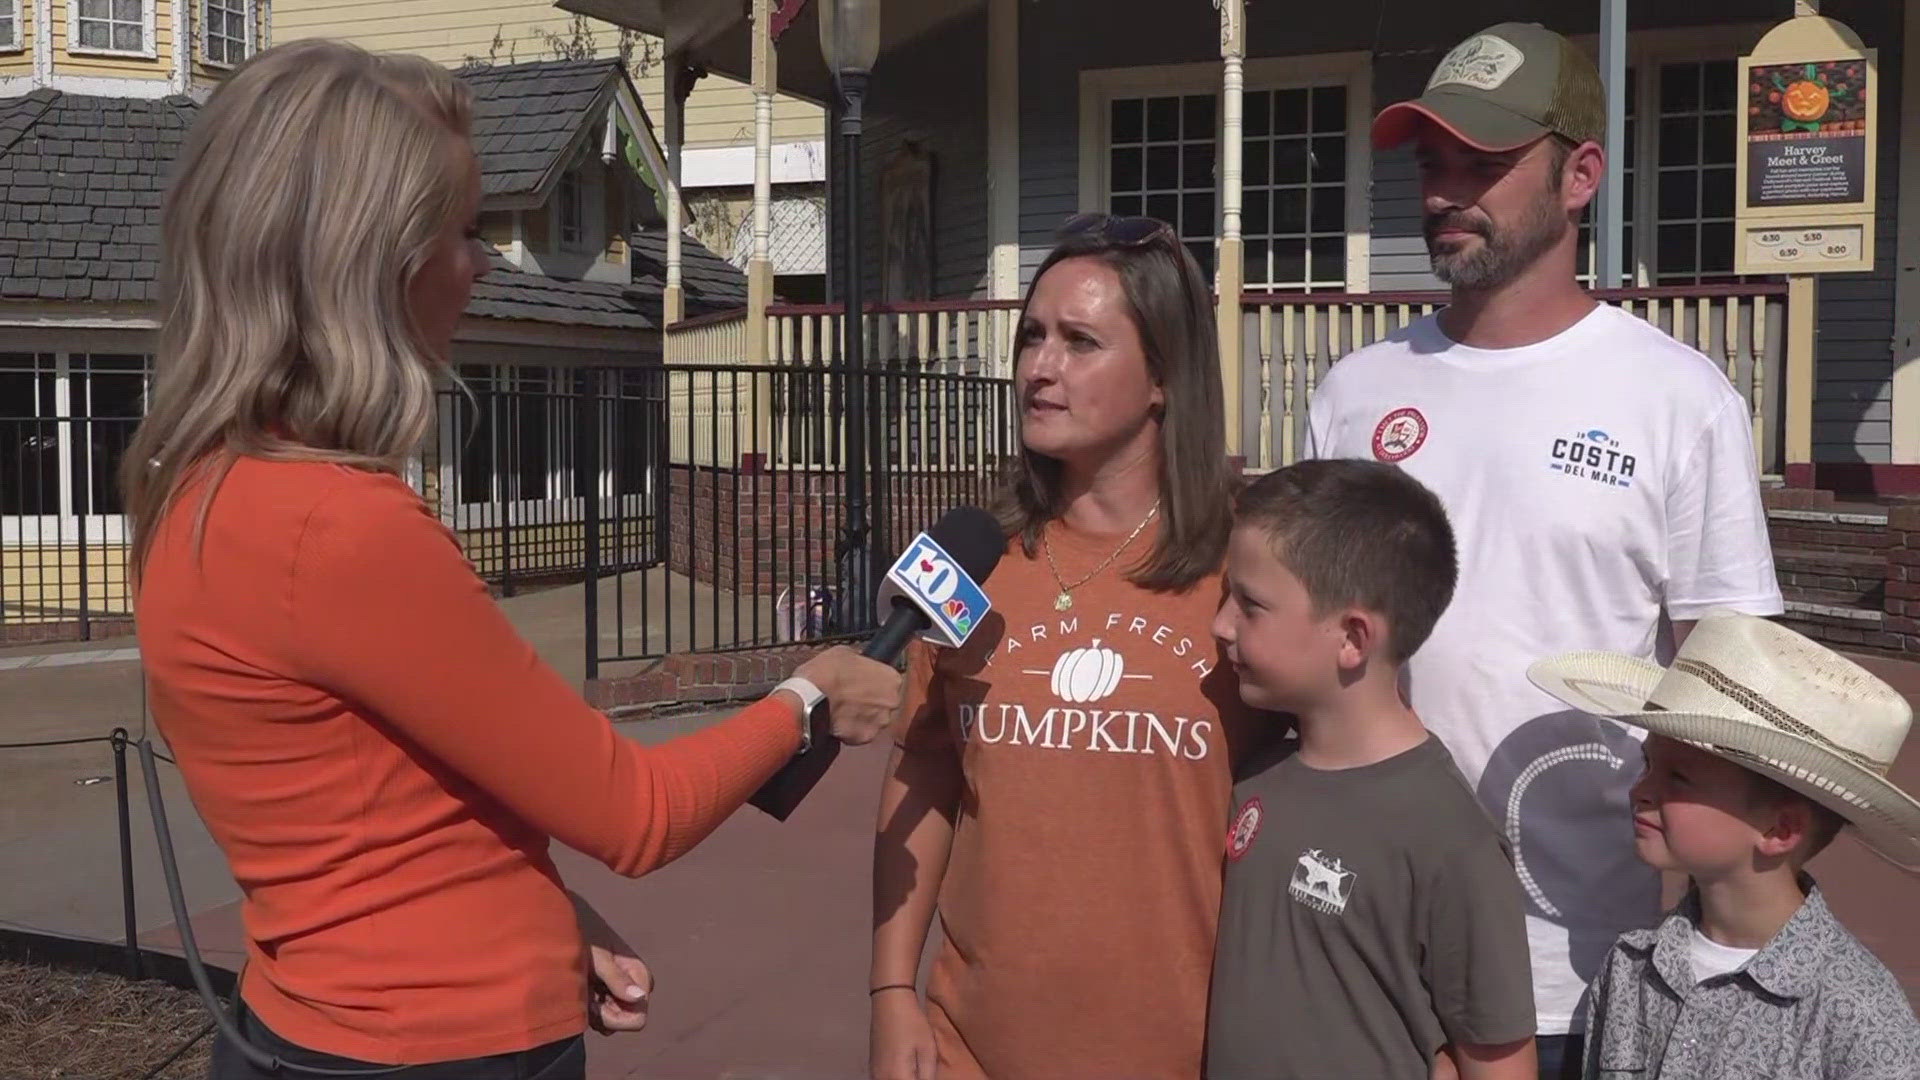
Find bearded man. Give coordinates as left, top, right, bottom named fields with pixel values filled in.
left=1303, top=23, right=1783, bottom=1079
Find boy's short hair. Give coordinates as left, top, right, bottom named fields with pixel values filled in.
left=1745, top=772, right=1848, bottom=862
left=1234, top=460, right=1457, bottom=664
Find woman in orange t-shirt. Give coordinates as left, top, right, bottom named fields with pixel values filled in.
left=868, top=215, right=1267, bottom=1079
left=125, top=40, right=901, bottom=1079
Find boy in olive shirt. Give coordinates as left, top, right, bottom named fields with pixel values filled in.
left=1208, top=460, right=1536, bottom=1079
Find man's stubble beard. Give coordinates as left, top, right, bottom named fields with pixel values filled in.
left=1427, top=185, right=1569, bottom=292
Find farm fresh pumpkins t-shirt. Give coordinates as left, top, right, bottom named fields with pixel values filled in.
left=895, top=518, right=1266, bottom=1080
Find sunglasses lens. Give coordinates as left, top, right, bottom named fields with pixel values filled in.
left=1057, top=213, right=1170, bottom=246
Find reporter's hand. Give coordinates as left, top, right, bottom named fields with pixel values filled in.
left=870, top=988, right=937, bottom=1080
left=795, top=646, right=904, bottom=747
left=571, top=892, right=652, bottom=1035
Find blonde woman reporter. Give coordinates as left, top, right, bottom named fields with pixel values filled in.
left=126, top=40, right=900, bottom=1079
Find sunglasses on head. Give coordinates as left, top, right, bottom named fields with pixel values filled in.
left=1057, top=213, right=1176, bottom=247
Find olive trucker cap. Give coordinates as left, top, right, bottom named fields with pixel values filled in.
left=1372, top=22, right=1606, bottom=151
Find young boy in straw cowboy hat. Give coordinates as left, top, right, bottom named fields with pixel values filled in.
left=1529, top=610, right=1920, bottom=1079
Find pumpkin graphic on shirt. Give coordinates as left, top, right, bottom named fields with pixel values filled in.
left=1048, top=640, right=1133, bottom=702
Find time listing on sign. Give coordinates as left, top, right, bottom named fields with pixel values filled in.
left=1744, top=225, right=1863, bottom=266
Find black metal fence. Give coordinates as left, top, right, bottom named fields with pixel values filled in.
left=0, top=412, right=143, bottom=643
left=0, top=363, right=1017, bottom=670
left=583, top=362, right=1017, bottom=675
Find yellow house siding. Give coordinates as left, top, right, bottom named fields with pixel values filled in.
left=272, top=0, right=821, bottom=148
left=2, top=0, right=34, bottom=75
left=53, top=0, right=174, bottom=79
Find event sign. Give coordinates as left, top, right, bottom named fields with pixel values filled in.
left=1734, top=15, right=1877, bottom=274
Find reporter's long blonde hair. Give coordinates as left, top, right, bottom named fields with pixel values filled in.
left=123, top=38, right=473, bottom=578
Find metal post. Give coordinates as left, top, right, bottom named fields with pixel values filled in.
left=76, top=419, right=90, bottom=641
left=1595, top=0, right=1628, bottom=286
left=577, top=368, right=601, bottom=684
left=496, top=394, right=514, bottom=598
left=110, top=727, right=140, bottom=979
left=840, top=72, right=872, bottom=631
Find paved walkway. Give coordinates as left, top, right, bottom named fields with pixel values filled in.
left=7, top=622, right=1918, bottom=1077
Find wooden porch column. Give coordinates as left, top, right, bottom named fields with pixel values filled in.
left=746, top=0, right=778, bottom=365
left=663, top=52, right=690, bottom=328
left=988, top=0, right=1021, bottom=302
left=1216, top=0, right=1246, bottom=462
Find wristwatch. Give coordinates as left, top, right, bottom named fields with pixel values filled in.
left=774, top=676, right=826, bottom=753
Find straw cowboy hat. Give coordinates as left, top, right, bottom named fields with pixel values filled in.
left=1528, top=609, right=1920, bottom=874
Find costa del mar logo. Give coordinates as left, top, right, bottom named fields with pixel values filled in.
left=1549, top=427, right=1637, bottom=490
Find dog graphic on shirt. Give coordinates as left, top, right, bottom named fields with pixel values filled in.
left=1289, top=849, right=1356, bottom=915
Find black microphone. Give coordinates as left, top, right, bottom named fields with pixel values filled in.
left=748, top=505, right=1005, bottom=820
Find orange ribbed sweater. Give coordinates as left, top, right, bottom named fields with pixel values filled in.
left=135, top=457, right=801, bottom=1064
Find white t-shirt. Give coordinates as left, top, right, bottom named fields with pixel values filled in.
left=1689, top=929, right=1759, bottom=985
left=1305, top=303, right=1783, bottom=1034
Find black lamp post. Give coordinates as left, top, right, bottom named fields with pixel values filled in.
left=820, top=0, right=880, bottom=630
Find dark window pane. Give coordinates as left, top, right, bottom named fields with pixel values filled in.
left=1659, top=116, right=1698, bottom=167
left=80, top=21, right=108, bottom=47
left=1576, top=224, right=1593, bottom=277
left=1699, top=221, right=1733, bottom=274
left=1146, top=192, right=1179, bottom=226
left=1245, top=90, right=1270, bottom=136
left=1110, top=147, right=1143, bottom=193
left=1658, top=170, right=1698, bottom=219
left=112, top=0, right=139, bottom=21
left=1185, top=240, right=1214, bottom=279
left=1111, top=98, right=1143, bottom=144
left=1244, top=238, right=1269, bottom=285
left=1310, top=186, right=1344, bottom=233
left=1310, top=86, right=1346, bottom=133
left=1183, top=94, right=1216, bottom=139
left=1274, top=188, right=1307, bottom=233
left=1272, top=138, right=1308, bottom=184
left=1145, top=145, right=1179, bottom=190
left=1147, top=96, right=1180, bottom=141
left=1273, top=88, right=1309, bottom=135
left=1243, top=138, right=1270, bottom=185
left=1660, top=63, right=1700, bottom=114
left=112, top=23, right=141, bottom=50
left=1622, top=176, right=1636, bottom=218
left=1700, top=168, right=1734, bottom=218
left=1181, top=191, right=1215, bottom=237
left=1110, top=194, right=1142, bottom=218
left=1182, top=143, right=1213, bottom=188
left=1624, top=66, right=1638, bottom=112
left=1273, top=237, right=1307, bottom=284
left=1702, top=60, right=1737, bottom=112
left=1310, top=235, right=1346, bottom=285
left=1310, top=137, right=1344, bottom=181
left=1243, top=188, right=1270, bottom=234
left=1658, top=223, right=1697, bottom=276
left=1620, top=227, right=1634, bottom=284
left=1701, top=114, right=1734, bottom=164
left=79, top=0, right=105, bottom=19
left=1623, top=118, right=1636, bottom=170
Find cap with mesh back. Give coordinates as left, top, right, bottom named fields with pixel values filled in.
left=1373, top=23, right=1606, bottom=152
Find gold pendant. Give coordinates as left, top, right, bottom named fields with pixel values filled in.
left=1054, top=592, right=1074, bottom=611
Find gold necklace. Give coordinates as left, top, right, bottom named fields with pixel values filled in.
left=1042, top=499, right=1161, bottom=611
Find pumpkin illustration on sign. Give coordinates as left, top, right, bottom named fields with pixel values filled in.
left=1759, top=61, right=1859, bottom=133
left=1051, top=640, right=1126, bottom=703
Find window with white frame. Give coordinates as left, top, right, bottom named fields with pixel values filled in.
left=1086, top=56, right=1369, bottom=294
left=1651, top=59, right=1739, bottom=283
left=1, top=353, right=149, bottom=542
left=73, top=0, right=147, bottom=54
left=1240, top=85, right=1350, bottom=291
left=557, top=170, right=585, bottom=250
left=203, top=0, right=252, bottom=66
left=1106, top=92, right=1219, bottom=279
left=454, top=364, right=568, bottom=508
left=0, top=0, right=21, bottom=51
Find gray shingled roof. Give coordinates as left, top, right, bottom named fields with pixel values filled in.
left=468, top=248, right=657, bottom=330
left=460, top=59, right=620, bottom=202
left=629, top=230, right=748, bottom=317
left=0, top=89, right=196, bottom=305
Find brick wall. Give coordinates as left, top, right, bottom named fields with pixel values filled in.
left=1887, top=505, right=1920, bottom=655
left=667, top=463, right=999, bottom=595
left=584, top=644, right=823, bottom=714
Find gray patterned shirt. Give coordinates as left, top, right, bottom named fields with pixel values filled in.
left=1582, top=879, right=1920, bottom=1079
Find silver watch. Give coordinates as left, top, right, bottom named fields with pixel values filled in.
left=774, top=676, right=826, bottom=753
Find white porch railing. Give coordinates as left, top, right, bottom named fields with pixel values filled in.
left=1238, top=284, right=1790, bottom=476
left=662, top=302, right=1022, bottom=470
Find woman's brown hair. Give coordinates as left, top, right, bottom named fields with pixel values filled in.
left=992, top=215, right=1238, bottom=592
